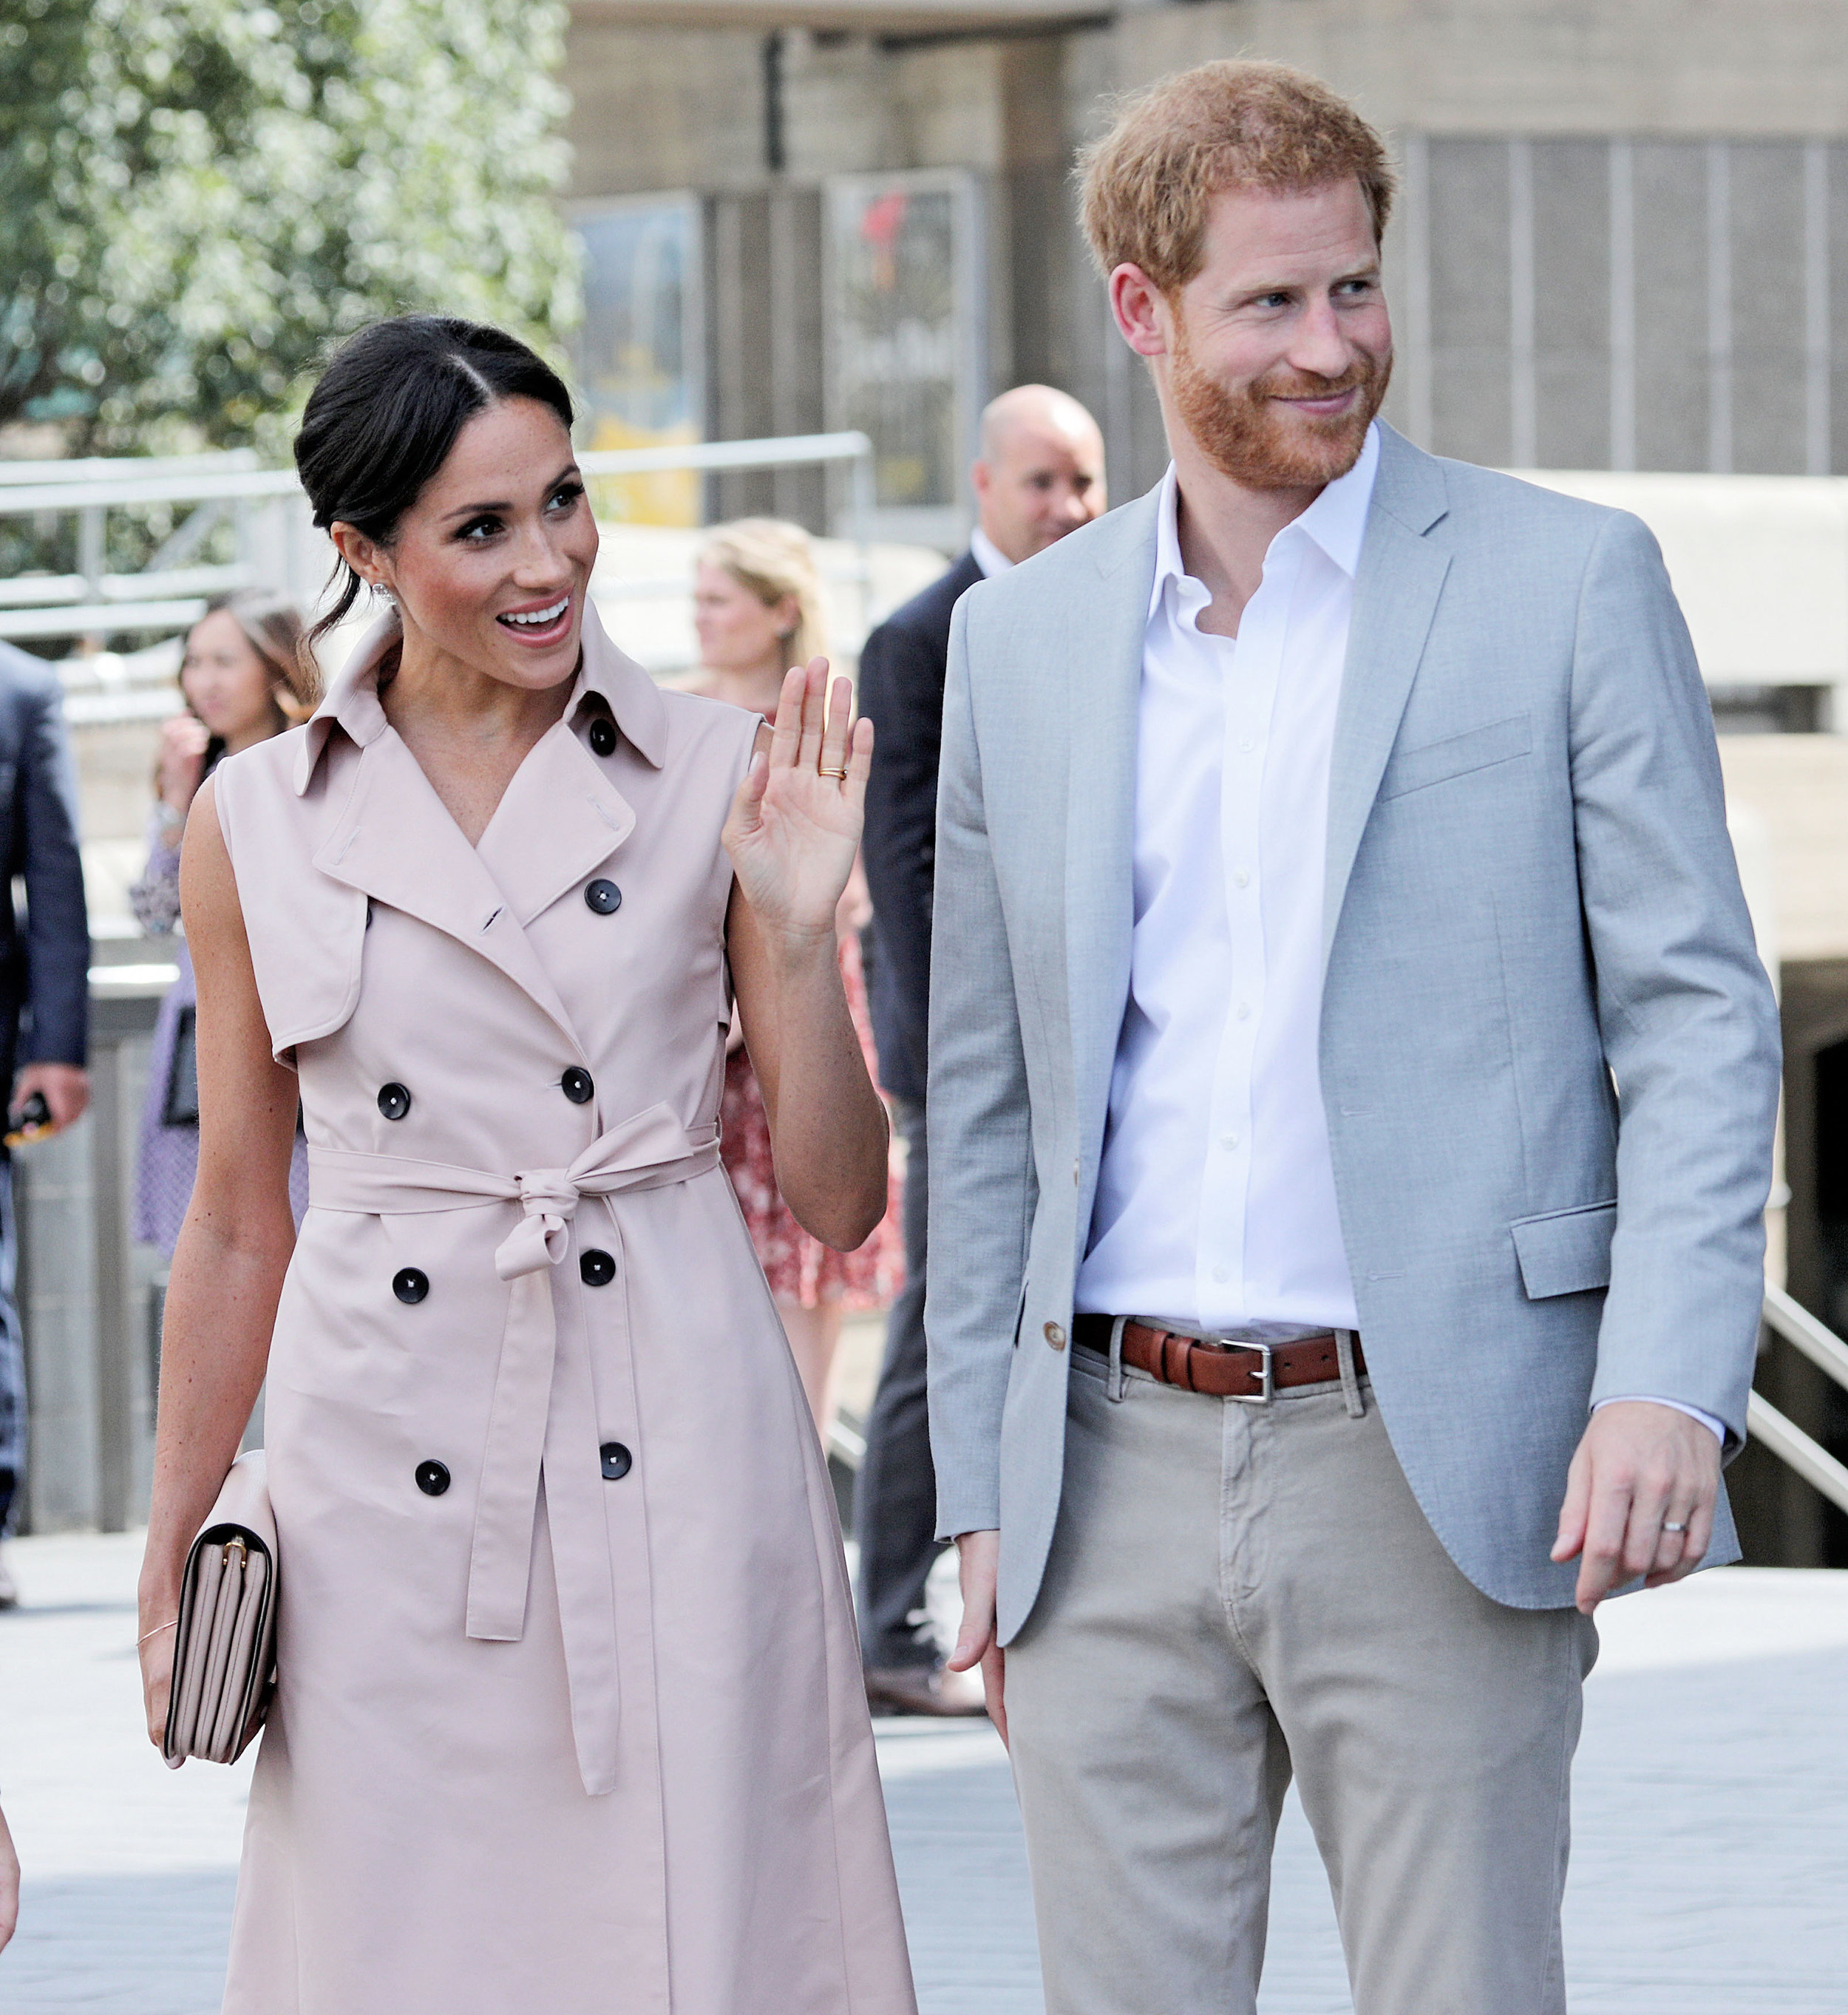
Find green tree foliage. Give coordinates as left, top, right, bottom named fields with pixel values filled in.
left=0, top=0, right=580, bottom=452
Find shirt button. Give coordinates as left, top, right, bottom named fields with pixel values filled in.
left=1239, top=738, right=1255, bottom=754
left=393, top=1267, right=429, bottom=1305
left=1236, top=1001, right=1251, bottom=1021
left=561, top=1067, right=595, bottom=1105
left=585, top=879, right=622, bottom=915
left=1220, top=1132, right=1240, bottom=1150
left=1043, top=1321, right=1067, bottom=1350
left=414, top=1459, right=450, bottom=1497
left=1233, top=869, right=1251, bottom=889
left=1212, top=1265, right=1231, bottom=1284
left=580, top=1248, right=616, bottom=1287
left=588, top=717, right=617, bottom=757
left=599, top=1441, right=633, bottom=1481
left=377, top=1081, right=411, bottom=1121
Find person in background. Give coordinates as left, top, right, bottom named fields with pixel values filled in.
left=853, top=386, right=1105, bottom=1716
left=0, top=637, right=91, bottom=1611
left=692, top=520, right=901, bottom=1440
left=131, top=591, right=316, bottom=1259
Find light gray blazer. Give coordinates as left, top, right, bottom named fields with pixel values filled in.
left=925, top=423, right=1781, bottom=1634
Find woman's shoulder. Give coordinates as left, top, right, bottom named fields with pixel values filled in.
left=656, top=687, right=762, bottom=772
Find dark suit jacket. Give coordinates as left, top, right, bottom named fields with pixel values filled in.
left=0, top=642, right=89, bottom=1088
left=857, top=550, right=982, bottom=1101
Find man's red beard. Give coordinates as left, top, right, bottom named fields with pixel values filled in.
left=1169, top=315, right=1392, bottom=491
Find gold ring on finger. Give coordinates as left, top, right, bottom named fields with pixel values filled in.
left=820, top=764, right=848, bottom=780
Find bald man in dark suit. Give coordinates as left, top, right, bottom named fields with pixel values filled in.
left=855, top=384, right=1104, bottom=1713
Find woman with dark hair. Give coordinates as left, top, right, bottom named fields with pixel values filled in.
left=135, top=317, right=916, bottom=2014
left=131, top=589, right=318, bottom=1255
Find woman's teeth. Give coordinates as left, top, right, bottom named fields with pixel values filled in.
left=500, top=598, right=568, bottom=628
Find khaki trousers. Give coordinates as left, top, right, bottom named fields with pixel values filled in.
left=1005, top=1346, right=1597, bottom=2015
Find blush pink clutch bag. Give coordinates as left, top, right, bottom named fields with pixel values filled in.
left=163, top=1451, right=279, bottom=1766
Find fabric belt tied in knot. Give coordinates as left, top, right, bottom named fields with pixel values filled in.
left=307, top=1101, right=721, bottom=1793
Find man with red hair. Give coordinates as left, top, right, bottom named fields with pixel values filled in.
left=925, top=58, right=1779, bottom=2012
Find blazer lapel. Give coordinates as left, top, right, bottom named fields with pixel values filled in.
left=1322, top=429, right=1452, bottom=965
left=475, top=724, right=638, bottom=928
left=1065, top=486, right=1163, bottom=1149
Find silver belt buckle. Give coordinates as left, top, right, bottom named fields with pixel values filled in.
left=1210, top=1334, right=1274, bottom=1404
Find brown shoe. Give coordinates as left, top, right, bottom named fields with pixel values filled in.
left=863, top=1661, right=989, bottom=1718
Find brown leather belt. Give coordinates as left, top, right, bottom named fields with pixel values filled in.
left=1072, top=1315, right=1365, bottom=1402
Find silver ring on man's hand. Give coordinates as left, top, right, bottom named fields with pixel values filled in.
left=1661, top=1520, right=1688, bottom=1534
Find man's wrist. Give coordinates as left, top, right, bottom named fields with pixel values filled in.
left=1592, top=1395, right=1726, bottom=1447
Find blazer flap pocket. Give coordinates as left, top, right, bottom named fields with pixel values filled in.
left=1379, top=712, right=1532, bottom=800
left=1511, top=1200, right=1617, bottom=1299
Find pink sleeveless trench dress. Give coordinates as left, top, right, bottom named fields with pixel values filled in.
left=208, top=608, right=916, bottom=2015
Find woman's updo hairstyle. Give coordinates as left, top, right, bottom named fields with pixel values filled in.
left=294, top=316, right=574, bottom=646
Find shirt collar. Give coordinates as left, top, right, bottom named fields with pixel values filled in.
left=1148, top=419, right=1382, bottom=622
left=293, top=598, right=667, bottom=795
left=969, top=525, right=1014, bottom=580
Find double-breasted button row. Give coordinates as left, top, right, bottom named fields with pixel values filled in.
left=580, top=1248, right=616, bottom=1287
left=378, top=1081, right=412, bottom=1121
left=412, top=1444, right=628, bottom=1493
left=585, top=878, right=622, bottom=915
left=561, top=1066, right=595, bottom=1105
left=393, top=1268, right=429, bottom=1305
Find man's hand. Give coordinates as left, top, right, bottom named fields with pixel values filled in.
left=13, top=1062, right=89, bottom=1130
left=0, top=1796, right=18, bottom=1954
left=946, top=1529, right=1008, bottom=1746
left=1551, top=1400, right=1722, bottom=1614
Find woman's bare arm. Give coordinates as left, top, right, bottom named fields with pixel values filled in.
left=724, top=670, right=888, bottom=1252
left=136, top=778, right=300, bottom=1744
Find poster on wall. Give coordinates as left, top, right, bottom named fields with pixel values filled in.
left=572, top=194, right=704, bottom=526
left=826, top=171, right=983, bottom=547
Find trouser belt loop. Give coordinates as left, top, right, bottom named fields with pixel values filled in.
left=1336, top=1328, right=1365, bottom=1418
left=1107, top=1313, right=1129, bottom=1404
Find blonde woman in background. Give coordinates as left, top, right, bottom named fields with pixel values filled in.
left=693, top=520, right=901, bottom=1438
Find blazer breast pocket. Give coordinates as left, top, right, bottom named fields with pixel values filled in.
left=1378, top=712, right=1532, bottom=801
left=1510, top=1200, right=1617, bottom=1300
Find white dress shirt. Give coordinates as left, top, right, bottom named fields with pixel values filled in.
left=1072, top=424, right=1722, bottom=1443
left=969, top=526, right=1013, bottom=579
left=1076, top=428, right=1376, bottom=1338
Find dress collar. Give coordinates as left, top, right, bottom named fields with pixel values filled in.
left=293, top=599, right=667, bottom=795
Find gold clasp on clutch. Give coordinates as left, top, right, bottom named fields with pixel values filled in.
left=222, top=1536, right=247, bottom=1574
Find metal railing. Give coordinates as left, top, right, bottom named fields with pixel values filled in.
left=1753, top=1284, right=1848, bottom=1513
left=0, top=431, right=877, bottom=650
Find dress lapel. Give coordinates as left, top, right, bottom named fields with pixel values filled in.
left=1322, top=427, right=1452, bottom=966
left=294, top=606, right=668, bottom=1054
left=1065, top=486, right=1163, bottom=1152
left=313, top=726, right=586, bottom=1049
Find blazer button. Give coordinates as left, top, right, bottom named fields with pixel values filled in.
left=393, top=1267, right=429, bottom=1305
left=561, top=1066, right=594, bottom=1105
left=580, top=1248, right=616, bottom=1287
left=415, top=1459, right=450, bottom=1497
left=584, top=879, right=622, bottom=915
left=588, top=717, right=617, bottom=758
left=377, top=1081, right=412, bottom=1121
left=1044, top=1321, right=1067, bottom=1350
left=599, top=1441, right=633, bottom=1481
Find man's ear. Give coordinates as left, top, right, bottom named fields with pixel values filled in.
left=970, top=460, right=992, bottom=502
left=1110, top=264, right=1171, bottom=360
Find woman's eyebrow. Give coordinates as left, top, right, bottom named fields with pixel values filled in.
left=439, top=465, right=580, bottom=523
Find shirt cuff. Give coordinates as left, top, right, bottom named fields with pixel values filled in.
left=1592, top=1395, right=1727, bottom=1447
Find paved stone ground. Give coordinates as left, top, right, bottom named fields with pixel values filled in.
left=3, top=1535, right=1847, bottom=2012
